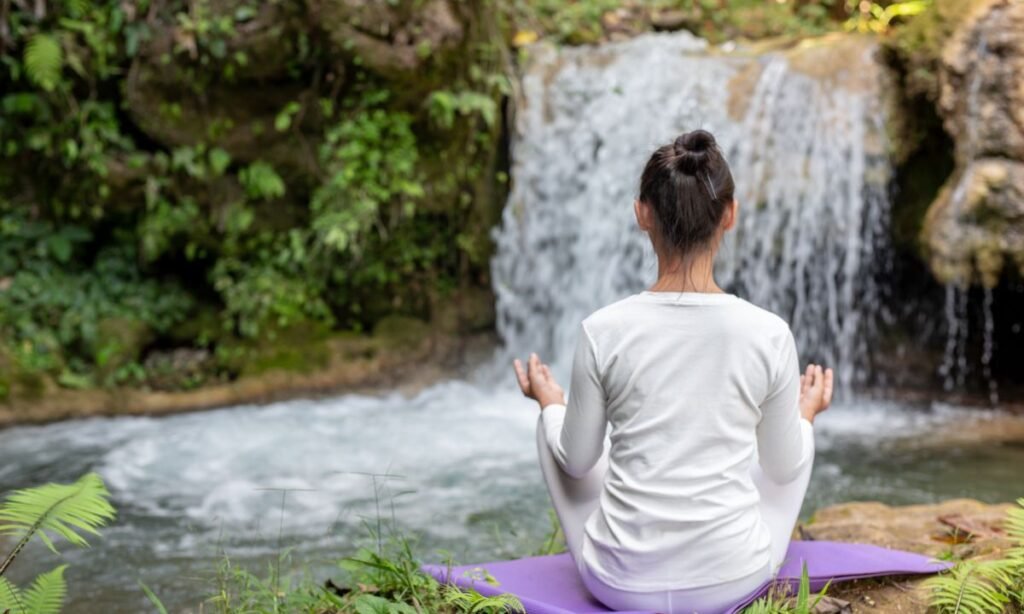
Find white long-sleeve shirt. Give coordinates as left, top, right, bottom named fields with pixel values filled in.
left=542, top=291, right=813, bottom=591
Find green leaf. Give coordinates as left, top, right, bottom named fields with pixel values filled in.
left=0, top=472, right=116, bottom=559
left=208, top=148, right=232, bottom=176
left=0, top=576, right=23, bottom=614
left=274, top=101, right=301, bottom=132
left=22, top=565, right=67, bottom=614
left=353, top=594, right=392, bottom=614
left=138, top=581, right=169, bottom=614
left=239, top=161, right=285, bottom=200
left=24, top=33, right=64, bottom=92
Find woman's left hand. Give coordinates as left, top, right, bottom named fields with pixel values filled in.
left=513, top=353, right=566, bottom=410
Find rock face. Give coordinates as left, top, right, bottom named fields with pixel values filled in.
left=922, top=0, right=1024, bottom=287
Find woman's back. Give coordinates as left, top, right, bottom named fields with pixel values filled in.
left=552, top=291, right=804, bottom=591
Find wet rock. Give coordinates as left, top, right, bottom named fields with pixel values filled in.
left=311, top=0, right=465, bottom=84
left=123, top=0, right=319, bottom=175
left=143, top=348, right=213, bottom=391
left=920, top=0, right=1024, bottom=286
left=650, top=9, right=701, bottom=33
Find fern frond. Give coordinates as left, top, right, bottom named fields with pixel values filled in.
left=23, top=33, right=64, bottom=92
left=1005, top=498, right=1024, bottom=545
left=922, top=559, right=1017, bottom=614
left=21, top=565, right=67, bottom=614
left=0, top=472, right=116, bottom=576
left=441, top=584, right=524, bottom=613
left=0, top=575, right=24, bottom=614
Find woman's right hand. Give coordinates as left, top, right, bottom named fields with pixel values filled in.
left=799, top=364, right=833, bottom=423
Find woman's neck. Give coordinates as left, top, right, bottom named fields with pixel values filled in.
left=649, top=251, right=724, bottom=294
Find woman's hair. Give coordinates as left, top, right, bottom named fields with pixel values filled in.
left=638, top=129, right=735, bottom=261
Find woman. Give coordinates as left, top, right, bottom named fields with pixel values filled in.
left=512, top=129, right=834, bottom=614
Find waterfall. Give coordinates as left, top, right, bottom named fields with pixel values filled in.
left=491, top=33, right=891, bottom=391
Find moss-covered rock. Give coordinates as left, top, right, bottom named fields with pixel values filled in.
left=910, top=0, right=1024, bottom=286
left=91, top=317, right=155, bottom=382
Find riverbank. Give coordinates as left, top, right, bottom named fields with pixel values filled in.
left=0, top=328, right=496, bottom=428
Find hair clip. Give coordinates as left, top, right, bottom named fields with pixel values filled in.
left=704, top=172, right=718, bottom=201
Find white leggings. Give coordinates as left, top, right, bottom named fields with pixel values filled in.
left=535, top=417, right=814, bottom=614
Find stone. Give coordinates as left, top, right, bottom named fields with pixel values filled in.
left=920, top=0, right=1024, bottom=285
left=650, top=9, right=701, bottom=32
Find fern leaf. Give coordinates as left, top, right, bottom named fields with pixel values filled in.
left=923, top=560, right=1016, bottom=614
left=0, top=575, right=23, bottom=614
left=0, top=472, right=116, bottom=574
left=21, top=565, right=67, bottom=614
left=23, top=33, right=64, bottom=92
left=1005, top=498, right=1024, bottom=544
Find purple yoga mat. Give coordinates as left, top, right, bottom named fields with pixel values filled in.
left=423, top=541, right=950, bottom=614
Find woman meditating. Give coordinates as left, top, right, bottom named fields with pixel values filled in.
left=512, top=129, right=834, bottom=614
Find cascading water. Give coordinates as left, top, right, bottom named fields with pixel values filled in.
left=492, top=33, right=890, bottom=391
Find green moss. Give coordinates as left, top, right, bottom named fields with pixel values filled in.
left=219, top=324, right=332, bottom=378
left=372, top=315, right=431, bottom=350
left=885, top=0, right=987, bottom=101
left=91, top=318, right=155, bottom=384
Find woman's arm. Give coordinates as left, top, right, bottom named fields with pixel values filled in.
left=513, top=325, right=607, bottom=479
left=757, top=332, right=832, bottom=484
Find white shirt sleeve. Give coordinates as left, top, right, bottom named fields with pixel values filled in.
left=540, top=324, right=607, bottom=479
left=756, top=330, right=814, bottom=484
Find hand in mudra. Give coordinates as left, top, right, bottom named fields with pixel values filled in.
left=799, top=364, right=834, bottom=424
left=513, top=353, right=566, bottom=410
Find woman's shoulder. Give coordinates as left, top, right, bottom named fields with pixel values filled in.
left=731, top=298, right=792, bottom=334
left=580, top=294, right=645, bottom=331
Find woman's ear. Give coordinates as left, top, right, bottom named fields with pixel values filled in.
left=722, top=199, right=739, bottom=231
left=634, top=199, right=653, bottom=232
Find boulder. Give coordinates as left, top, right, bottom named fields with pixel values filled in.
left=920, top=0, right=1024, bottom=286
left=123, top=0, right=320, bottom=176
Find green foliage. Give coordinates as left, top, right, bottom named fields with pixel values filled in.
left=313, top=104, right=424, bottom=255
left=923, top=560, right=1018, bottom=613
left=0, top=225, right=194, bottom=381
left=239, top=161, right=286, bottom=201
left=139, top=580, right=170, bottom=614
left=885, top=0, right=982, bottom=103
left=0, top=565, right=67, bottom=614
left=846, top=0, right=931, bottom=33
left=0, top=0, right=497, bottom=396
left=0, top=473, right=116, bottom=614
left=427, top=91, right=499, bottom=130
left=0, top=472, right=116, bottom=559
left=533, top=509, right=567, bottom=556
left=743, top=564, right=830, bottom=614
left=204, top=550, right=346, bottom=614
left=23, top=34, right=63, bottom=92
left=212, top=253, right=333, bottom=339
left=923, top=498, right=1024, bottom=613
